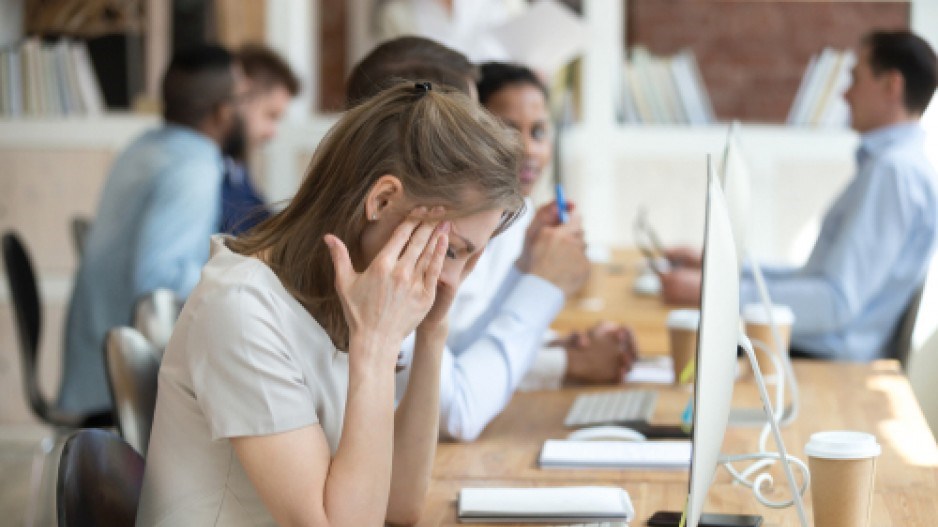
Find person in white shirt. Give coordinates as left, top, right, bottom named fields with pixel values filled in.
left=137, top=82, right=525, bottom=526
left=373, top=0, right=526, bottom=63
left=347, top=42, right=639, bottom=441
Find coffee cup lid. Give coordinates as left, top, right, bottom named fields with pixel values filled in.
left=667, top=309, right=700, bottom=330
left=742, top=303, right=795, bottom=325
left=804, top=431, right=881, bottom=459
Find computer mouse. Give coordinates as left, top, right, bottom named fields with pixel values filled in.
left=567, top=426, right=647, bottom=442
left=633, top=271, right=662, bottom=296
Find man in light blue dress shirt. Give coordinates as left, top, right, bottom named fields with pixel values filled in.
left=661, top=31, right=938, bottom=361
left=62, top=46, right=244, bottom=414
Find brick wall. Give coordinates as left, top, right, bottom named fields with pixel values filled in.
left=627, top=0, right=910, bottom=123
left=320, top=0, right=349, bottom=112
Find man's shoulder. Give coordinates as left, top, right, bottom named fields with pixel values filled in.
left=871, top=141, right=937, bottom=186
left=114, top=127, right=217, bottom=170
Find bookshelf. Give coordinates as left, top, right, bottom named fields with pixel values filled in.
left=625, top=0, right=911, bottom=124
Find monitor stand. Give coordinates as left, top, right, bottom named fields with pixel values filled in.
left=729, top=254, right=801, bottom=430
left=720, top=332, right=810, bottom=527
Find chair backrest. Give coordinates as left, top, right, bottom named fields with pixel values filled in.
left=133, top=289, right=181, bottom=354
left=105, top=327, right=160, bottom=456
left=2, top=231, right=50, bottom=422
left=889, top=285, right=925, bottom=371
left=70, top=217, right=91, bottom=259
left=56, top=428, right=144, bottom=527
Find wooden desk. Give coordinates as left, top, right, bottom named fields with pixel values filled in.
left=552, top=250, right=673, bottom=355
left=424, top=361, right=938, bottom=526
left=420, top=253, right=938, bottom=526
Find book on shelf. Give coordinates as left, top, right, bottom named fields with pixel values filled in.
left=1, top=38, right=105, bottom=118
left=787, top=48, right=855, bottom=127
left=621, top=46, right=715, bottom=125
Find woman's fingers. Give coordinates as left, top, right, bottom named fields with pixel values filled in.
left=377, top=209, right=425, bottom=263
left=394, top=206, right=445, bottom=278
left=416, top=221, right=448, bottom=275
left=400, top=220, right=439, bottom=269
left=324, top=234, right=354, bottom=292
left=422, top=228, right=448, bottom=292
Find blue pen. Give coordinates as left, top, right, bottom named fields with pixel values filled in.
left=553, top=70, right=573, bottom=225
left=555, top=183, right=569, bottom=224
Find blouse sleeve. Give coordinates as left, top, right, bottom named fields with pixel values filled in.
left=187, top=283, right=319, bottom=440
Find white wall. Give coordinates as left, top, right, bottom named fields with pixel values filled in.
left=911, top=0, right=938, bottom=53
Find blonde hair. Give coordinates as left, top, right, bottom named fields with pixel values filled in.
left=229, top=82, right=524, bottom=348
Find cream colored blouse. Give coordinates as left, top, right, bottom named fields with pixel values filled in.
left=136, top=236, right=349, bottom=526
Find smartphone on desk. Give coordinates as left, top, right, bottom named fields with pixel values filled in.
left=647, top=511, right=763, bottom=527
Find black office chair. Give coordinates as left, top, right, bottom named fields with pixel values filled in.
left=890, top=285, right=926, bottom=372
left=105, top=327, right=160, bottom=456
left=1, top=232, right=112, bottom=428
left=70, top=216, right=91, bottom=259
left=57, top=429, right=144, bottom=527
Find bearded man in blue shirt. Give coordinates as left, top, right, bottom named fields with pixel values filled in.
left=63, top=45, right=245, bottom=414
left=661, top=30, right=938, bottom=361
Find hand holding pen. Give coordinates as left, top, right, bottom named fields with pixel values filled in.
left=517, top=201, right=588, bottom=296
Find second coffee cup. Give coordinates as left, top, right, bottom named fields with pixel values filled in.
left=667, top=309, right=700, bottom=384
left=742, top=303, right=794, bottom=377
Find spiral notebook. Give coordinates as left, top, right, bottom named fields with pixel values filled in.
left=457, top=486, right=634, bottom=523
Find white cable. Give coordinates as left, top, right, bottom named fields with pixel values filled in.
left=748, top=338, right=785, bottom=430
left=725, top=333, right=810, bottom=527
left=720, top=452, right=810, bottom=509
left=747, top=252, right=801, bottom=426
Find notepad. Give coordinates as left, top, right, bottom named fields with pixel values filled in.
left=624, top=356, right=675, bottom=384
left=539, top=439, right=692, bottom=470
left=458, top=486, right=634, bottom=523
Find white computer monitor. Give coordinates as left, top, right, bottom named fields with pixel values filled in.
left=686, top=159, right=741, bottom=527
left=720, top=123, right=801, bottom=427
left=720, top=121, right=752, bottom=267
left=684, top=158, right=809, bottom=527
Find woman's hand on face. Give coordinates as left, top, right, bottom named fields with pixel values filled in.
left=325, top=207, right=450, bottom=364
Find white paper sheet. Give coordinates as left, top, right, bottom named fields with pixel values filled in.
left=540, top=439, right=691, bottom=470
left=625, top=356, right=675, bottom=384
left=458, top=486, right=634, bottom=522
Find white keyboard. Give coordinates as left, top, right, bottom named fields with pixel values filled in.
left=564, top=390, right=658, bottom=428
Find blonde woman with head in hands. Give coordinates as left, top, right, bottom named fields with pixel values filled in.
left=136, top=81, right=524, bottom=527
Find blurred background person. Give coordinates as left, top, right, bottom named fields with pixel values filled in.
left=347, top=38, right=639, bottom=442
left=373, top=0, right=525, bottom=63
left=63, top=45, right=241, bottom=414
left=660, top=30, right=938, bottom=362
left=220, top=44, right=300, bottom=236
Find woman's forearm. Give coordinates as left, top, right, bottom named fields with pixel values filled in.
left=323, top=337, right=398, bottom=527
left=386, top=326, right=446, bottom=525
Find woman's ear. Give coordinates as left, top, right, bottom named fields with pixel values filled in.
left=364, top=175, right=405, bottom=222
